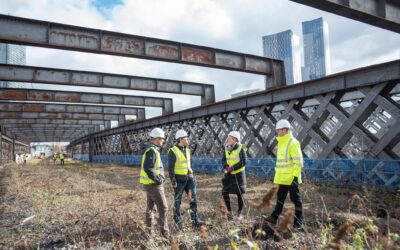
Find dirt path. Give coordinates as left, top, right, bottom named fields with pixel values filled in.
left=0, top=159, right=399, bottom=249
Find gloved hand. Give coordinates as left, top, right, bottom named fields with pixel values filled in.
left=172, top=180, right=177, bottom=189
left=225, top=165, right=233, bottom=173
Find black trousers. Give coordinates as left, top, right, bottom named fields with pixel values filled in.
left=271, top=177, right=303, bottom=227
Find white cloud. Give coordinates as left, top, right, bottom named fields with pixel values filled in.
left=1, top=0, right=399, bottom=119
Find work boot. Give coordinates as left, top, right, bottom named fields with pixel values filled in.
left=262, top=215, right=277, bottom=226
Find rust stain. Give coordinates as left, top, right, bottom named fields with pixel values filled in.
left=41, top=113, right=57, bottom=119
left=102, top=36, right=144, bottom=55
left=182, top=47, right=213, bottom=64
left=0, top=90, right=26, bottom=100
left=2, top=113, right=20, bottom=119
left=50, top=31, right=98, bottom=48
left=0, top=104, right=10, bottom=111
left=23, top=104, right=45, bottom=112
left=60, top=113, right=72, bottom=119
left=147, top=44, right=179, bottom=59
left=28, top=92, right=52, bottom=101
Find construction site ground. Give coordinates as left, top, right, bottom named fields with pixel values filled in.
left=0, top=158, right=399, bottom=249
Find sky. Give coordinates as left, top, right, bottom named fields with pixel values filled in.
left=1, top=0, right=399, bottom=118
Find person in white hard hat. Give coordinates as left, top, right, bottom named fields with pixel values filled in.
left=266, top=119, right=304, bottom=230
left=221, top=131, right=247, bottom=220
left=139, top=127, right=169, bottom=238
left=168, top=129, right=204, bottom=230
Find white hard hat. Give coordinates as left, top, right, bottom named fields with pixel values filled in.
left=149, top=128, right=165, bottom=138
left=175, top=129, right=188, bottom=140
left=276, top=119, right=291, bottom=130
left=228, top=131, right=241, bottom=142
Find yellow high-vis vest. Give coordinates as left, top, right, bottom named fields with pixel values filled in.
left=140, top=146, right=162, bottom=185
left=273, top=133, right=303, bottom=185
left=225, top=144, right=246, bottom=175
left=169, top=146, right=192, bottom=175
left=59, top=154, right=64, bottom=160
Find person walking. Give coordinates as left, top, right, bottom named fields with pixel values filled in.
left=22, top=154, right=27, bottom=165
left=139, top=127, right=169, bottom=238
left=59, top=152, right=65, bottom=166
left=168, top=129, right=203, bottom=230
left=267, top=119, right=304, bottom=229
left=53, top=153, right=57, bottom=165
left=222, top=131, right=247, bottom=220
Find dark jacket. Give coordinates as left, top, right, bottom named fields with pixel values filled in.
left=221, top=143, right=247, bottom=194
left=141, top=143, right=165, bottom=185
left=168, top=145, right=194, bottom=183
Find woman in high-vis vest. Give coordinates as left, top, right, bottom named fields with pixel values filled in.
left=139, top=127, right=169, bottom=238
left=221, top=131, right=247, bottom=220
left=168, top=129, right=203, bottom=230
left=267, top=119, right=304, bottom=229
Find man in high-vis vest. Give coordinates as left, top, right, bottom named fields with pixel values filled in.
left=268, top=119, right=304, bottom=229
left=222, top=131, right=247, bottom=220
left=168, top=129, right=203, bottom=230
left=59, top=152, right=65, bottom=166
left=139, top=127, right=169, bottom=238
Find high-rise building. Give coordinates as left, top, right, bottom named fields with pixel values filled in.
left=0, top=43, right=26, bottom=88
left=262, top=30, right=301, bottom=85
left=301, top=17, right=331, bottom=81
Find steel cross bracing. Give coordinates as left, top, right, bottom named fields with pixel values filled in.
left=0, top=14, right=286, bottom=89
left=68, top=60, right=400, bottom=186
left=290, top=0, right=400, bottom=33
left=0, top=88, right=173, bottom=115
left=0, top=64, right=216, bottom=105
left=0, top=102, right=146, bottom=120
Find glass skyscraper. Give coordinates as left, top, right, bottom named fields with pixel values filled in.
left=0, top=43, right=26, bottom=88
left=262, top=30, right=301, bottom=85
left=301, top=17, right=331, bottom=81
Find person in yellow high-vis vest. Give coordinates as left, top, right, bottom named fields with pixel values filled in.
left=168, top=129, right=204, bottom=231
left=268, top=119, right=304, bottom=229
left=139, top=127, right=169, bottom=238
left=222, top=131, right=247, bottom=220
left=59, top=152, right=65, bottom=166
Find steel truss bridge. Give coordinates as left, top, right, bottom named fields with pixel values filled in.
left=0, top=1, right=399, bottom=188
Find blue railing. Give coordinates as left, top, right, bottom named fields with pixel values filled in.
left=71, top=154, right=400, bottom=189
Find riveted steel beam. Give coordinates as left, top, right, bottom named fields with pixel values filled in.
left=290, top=0, right=400, bottom=33
left=0, top=14, right=286, bottom=88
left=0, top=101, right=146, bottom=120
left=0, top=88, right=172, bottom=114
left=0, top=111, right=125, bottom=121
left=0, top=64, right=215, bottom=105
left=0, top=118, right=106, bottom=125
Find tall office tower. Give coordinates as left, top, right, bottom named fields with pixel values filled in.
left=263, top=30, right=301, bottom=85
left=302, top=17, right=331, bottom=81
left=0, top=43, right=26, bottom=88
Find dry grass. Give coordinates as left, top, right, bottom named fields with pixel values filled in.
left=0, top=159, right=399, bottom=249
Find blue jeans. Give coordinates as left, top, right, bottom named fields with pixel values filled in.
left=173, top=177, right=199, bottom=226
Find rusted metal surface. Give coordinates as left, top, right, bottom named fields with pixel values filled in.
left=0, top=118, right=106, bottom=125
left=68, top=60, right=400, bottom=162
left=0, top=14, right=286, bottom=88
left=290, top=0, right=400, bottom=33
left=0, top=88, right=172, bottom=114
left=0, top=63, right=215, bottom=104
left=0, top=102, right=145, bottom=119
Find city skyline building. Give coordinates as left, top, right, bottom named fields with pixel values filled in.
left=262, top=30, right=301, bottom=85
left=301, top=17, right=331, bottom=81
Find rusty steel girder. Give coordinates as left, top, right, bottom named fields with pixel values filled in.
left=0, top=14, right=286, bottom=89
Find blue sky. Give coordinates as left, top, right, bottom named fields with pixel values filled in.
left=92, top=0, right=123, bottom=17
